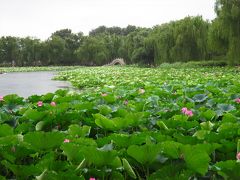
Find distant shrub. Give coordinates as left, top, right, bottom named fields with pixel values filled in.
left=159, top=60, right=228, bottom=68
left=186, top=60, right=228, bottom=67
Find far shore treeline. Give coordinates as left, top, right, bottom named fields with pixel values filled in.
left=0, top=0, right=239, bottom=66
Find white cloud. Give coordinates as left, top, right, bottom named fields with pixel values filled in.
left=0, top=0, right=216, bottom=40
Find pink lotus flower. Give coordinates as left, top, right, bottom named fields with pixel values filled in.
left=124, top=100, right=128, bottom=105
left=236, top=152, right=240, bottom=160
left=64, top=139, right=70, bottom=143
left=139, top=88, right=145, bottom=94
left=0, top=96, right=4, bottom=102
left=181, top=107, right=193, bottom=117
left=89, top=178, right=96, bottom=180
left=37, top=101, right=43, bottom=107
left=235, top=98, right=240, bottom=103
left=50, top=101, right=56, bottom=106
left=181, top=107, right=188, bottom=113
left=101, top=93, right=107, bottom=97
left=185, top=110, right=193, bottom=117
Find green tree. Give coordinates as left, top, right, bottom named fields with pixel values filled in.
left=215, top=0, right=240, bottom=64
left=124, top=28, right=151, bottom=64
left=75, top=36, right=109, bottom=65
left=46, top=36, right=65, bottom=65
left=51, top=29, right=83, bottom=65
left=147, top=16, right=209, bottom=64
left=19, top=37, right=42, bottom=66
left=0, top=36, right=20, bottom=66
left=207, top=19, right=228, bottom=59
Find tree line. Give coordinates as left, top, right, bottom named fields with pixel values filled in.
left=0, top=0, right=239, bottom=66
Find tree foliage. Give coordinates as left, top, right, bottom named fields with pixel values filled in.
left=0, top=1, right=239, bottom=66
left=214, top=0, right=240, bottom=64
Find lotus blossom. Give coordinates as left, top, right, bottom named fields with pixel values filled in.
left=181, top=107, right=193, bottom=117
left=89, top=178, right=96, bottom=180
left=0, top=96, right=4, bottom=101
left=181, top=107, right=188, bottom=113
left=235, top=98, right=240, bottom=104
left=124, top=100, right=128, bottom=105
left=101, top=93, right=107, bottom=97
left=37, top=101, right=43, bottom=107
left=64, top=139, right=70, bottom=143
left=50, top=101, right=56, bottom=106
left=139, top=88, right=145, bottom=94
left=236, top=152, right=240, bottom=160
left=185, top=110, right=193, bottom=117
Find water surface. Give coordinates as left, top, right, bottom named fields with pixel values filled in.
left=0, top=72, right=72, bottom=97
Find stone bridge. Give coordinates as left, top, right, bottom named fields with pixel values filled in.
left=104, top=58, right=126, bottom=66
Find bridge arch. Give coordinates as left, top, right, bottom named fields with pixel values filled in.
left=105, top=58, right=126, bottom=66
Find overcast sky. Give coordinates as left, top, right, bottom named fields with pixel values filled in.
left=0, top=0, right=216, bottom=40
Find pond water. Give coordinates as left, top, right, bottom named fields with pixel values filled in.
left=0, top=72, right=72, bottom=98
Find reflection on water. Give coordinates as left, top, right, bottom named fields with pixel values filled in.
left=0, top=72, right=72, bottom=98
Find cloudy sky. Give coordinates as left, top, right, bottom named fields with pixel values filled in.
left=0, top=0, right=216, bottom=40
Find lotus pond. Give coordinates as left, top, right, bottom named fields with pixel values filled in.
left=1, top=66, right=240, bottom=179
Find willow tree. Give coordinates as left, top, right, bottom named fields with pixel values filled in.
left=147, top=16, right=209, bottom=65
left=75, top=36, right=110, bottom=65
left=215, top=0, right=240, bottom=65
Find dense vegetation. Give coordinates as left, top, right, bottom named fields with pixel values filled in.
left=1, top=66, right=240, bottom=179
left=0, top=0, right=239, bottom=66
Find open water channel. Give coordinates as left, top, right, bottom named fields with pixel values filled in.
left=0, top=72, right=72, bottom=98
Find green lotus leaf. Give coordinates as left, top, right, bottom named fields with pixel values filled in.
left=127, top=144, right=161, bottom=165
left=181, top=145, right=210, bottom=175
left=24, top=132, right=65, bottom=151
